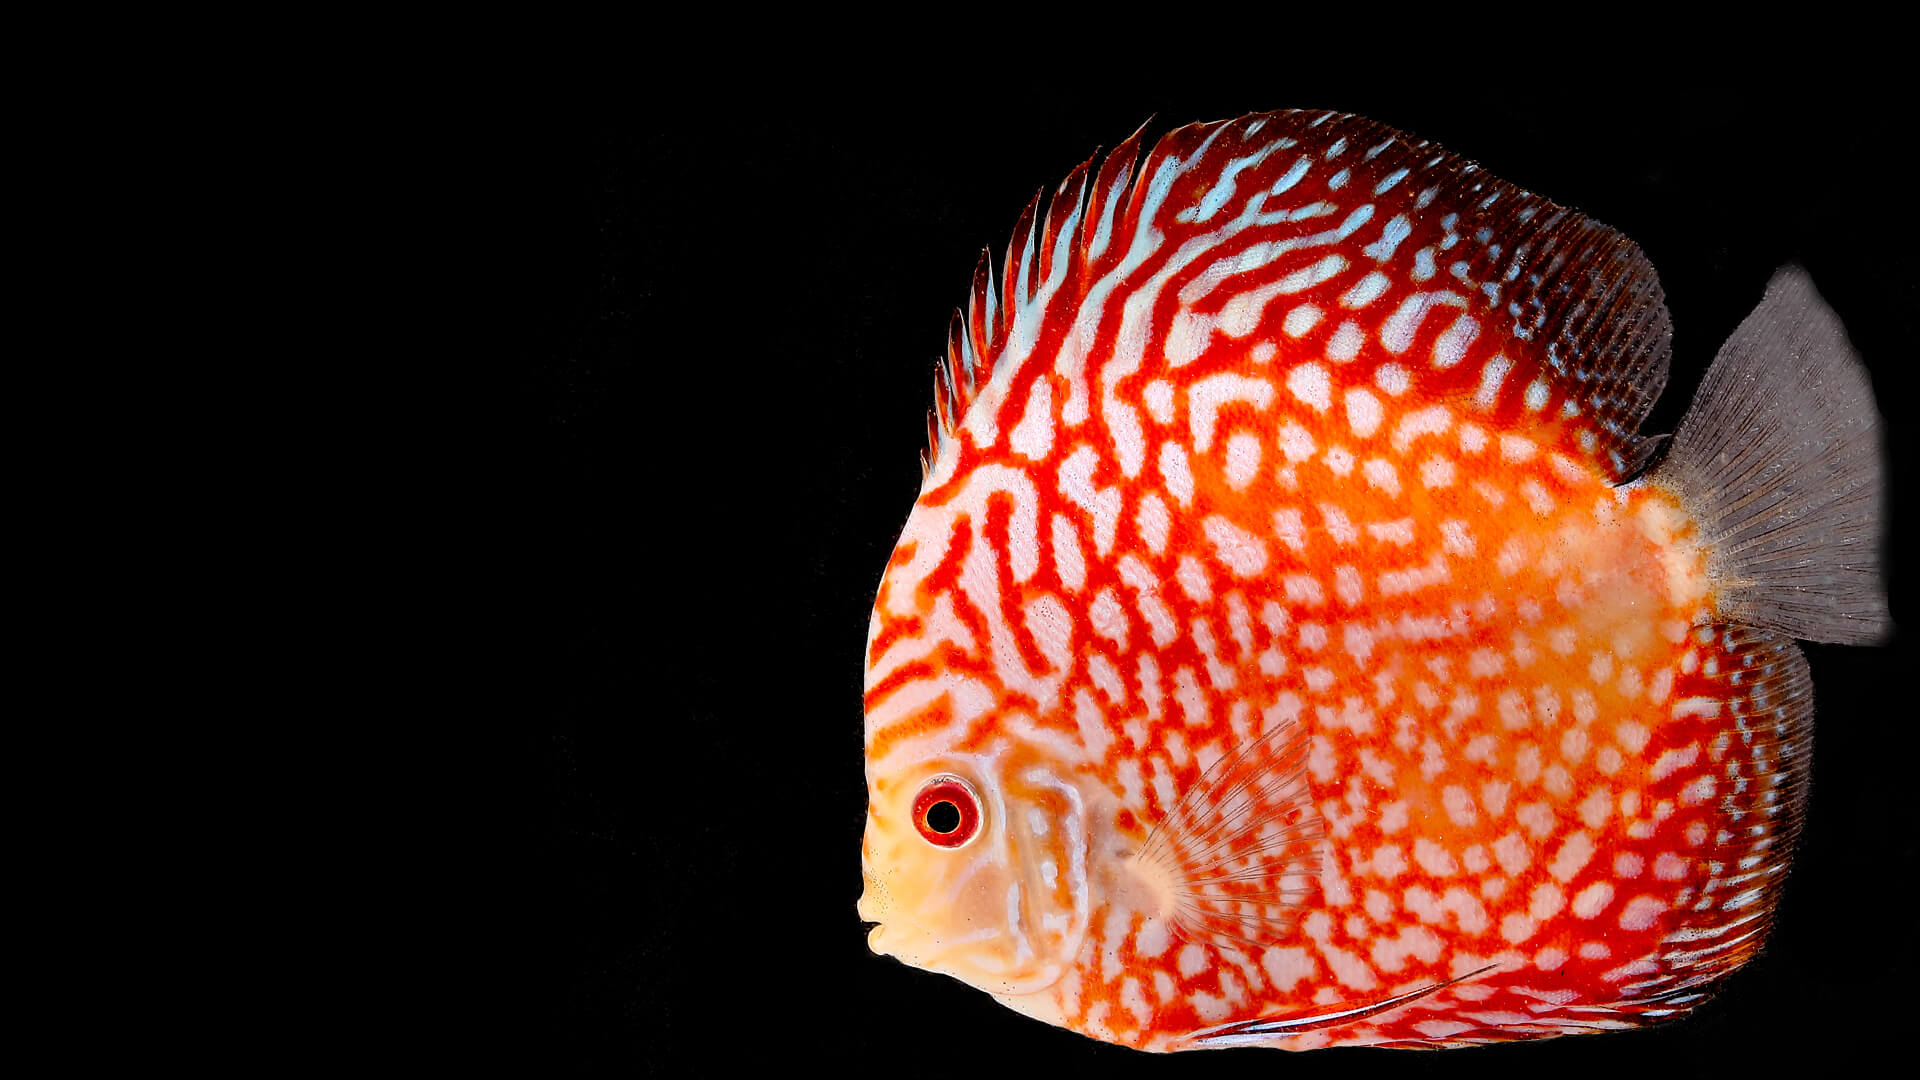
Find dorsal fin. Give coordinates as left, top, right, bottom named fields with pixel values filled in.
left=918, top=109, right=1678, bottom=482
left=921, top=134, right=1140, bottom=479
left=1442, top=191, right=1674, bottom=478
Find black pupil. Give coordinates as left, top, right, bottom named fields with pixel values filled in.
left=925, top=800, right=962, bottom=834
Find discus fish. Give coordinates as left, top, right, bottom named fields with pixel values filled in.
left=855, top=109, right=1887, bottom=1051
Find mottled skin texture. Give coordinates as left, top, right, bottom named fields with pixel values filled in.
left=858, top=111, right=1810, bottom=1050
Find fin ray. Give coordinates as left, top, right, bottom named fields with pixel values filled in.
left=1651, top=267, right=1889, bottom=643
left=1188, top=964, right=1498, bottom=1045
left=1135, top=718, right=1324, bottom=952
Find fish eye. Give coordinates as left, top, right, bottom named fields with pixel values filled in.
left=912, top=775, right=981, bottom=848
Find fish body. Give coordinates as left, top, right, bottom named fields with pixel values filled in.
left=856, top=110, right=1887, bottom=1051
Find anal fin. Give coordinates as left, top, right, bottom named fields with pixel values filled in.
left=1612, top=626, right=1814, bottom=1011
left=1188, top=964, right=1498, bottom=1045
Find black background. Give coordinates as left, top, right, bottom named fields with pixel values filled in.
left=523, top=84, right=1914, bottom=1074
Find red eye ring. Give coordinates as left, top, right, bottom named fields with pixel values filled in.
left=912, top=775, right=981, bottom=848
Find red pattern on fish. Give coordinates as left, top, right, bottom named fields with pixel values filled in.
left=856, top=110, right=1886, bottom=1051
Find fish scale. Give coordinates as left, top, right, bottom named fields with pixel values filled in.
left=857, top=109, right=1884, bottom=1051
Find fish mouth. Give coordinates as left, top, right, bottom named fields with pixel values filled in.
left=863, top=920, right=898, bottom=958
left=857, top=875, right=895, bottom=957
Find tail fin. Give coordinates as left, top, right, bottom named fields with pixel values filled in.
left=1652, top=266, right=1890, bottom=644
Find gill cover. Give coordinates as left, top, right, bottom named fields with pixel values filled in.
left=859, top=749, right=1092, bottom=995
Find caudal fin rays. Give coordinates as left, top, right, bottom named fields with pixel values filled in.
left=1651, top=267, right=1890, bottom=644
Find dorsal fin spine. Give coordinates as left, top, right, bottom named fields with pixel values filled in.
left=965, top=253, right=990, bottom=366
left=1040, top=159, right=1093, bottom=287
left=943, top=310, right=966, bottom=395
left=1001, top=192, right=1041, bottom=320
left=933, top=352, right=956, bottom=433
left=1085, top=126, right=1145, bottom=260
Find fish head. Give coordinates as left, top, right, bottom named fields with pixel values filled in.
left=857, top=740, right=1095, bottom=998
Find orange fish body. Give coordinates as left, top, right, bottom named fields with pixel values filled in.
left=856, top=110, right=1887, bottom=1050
